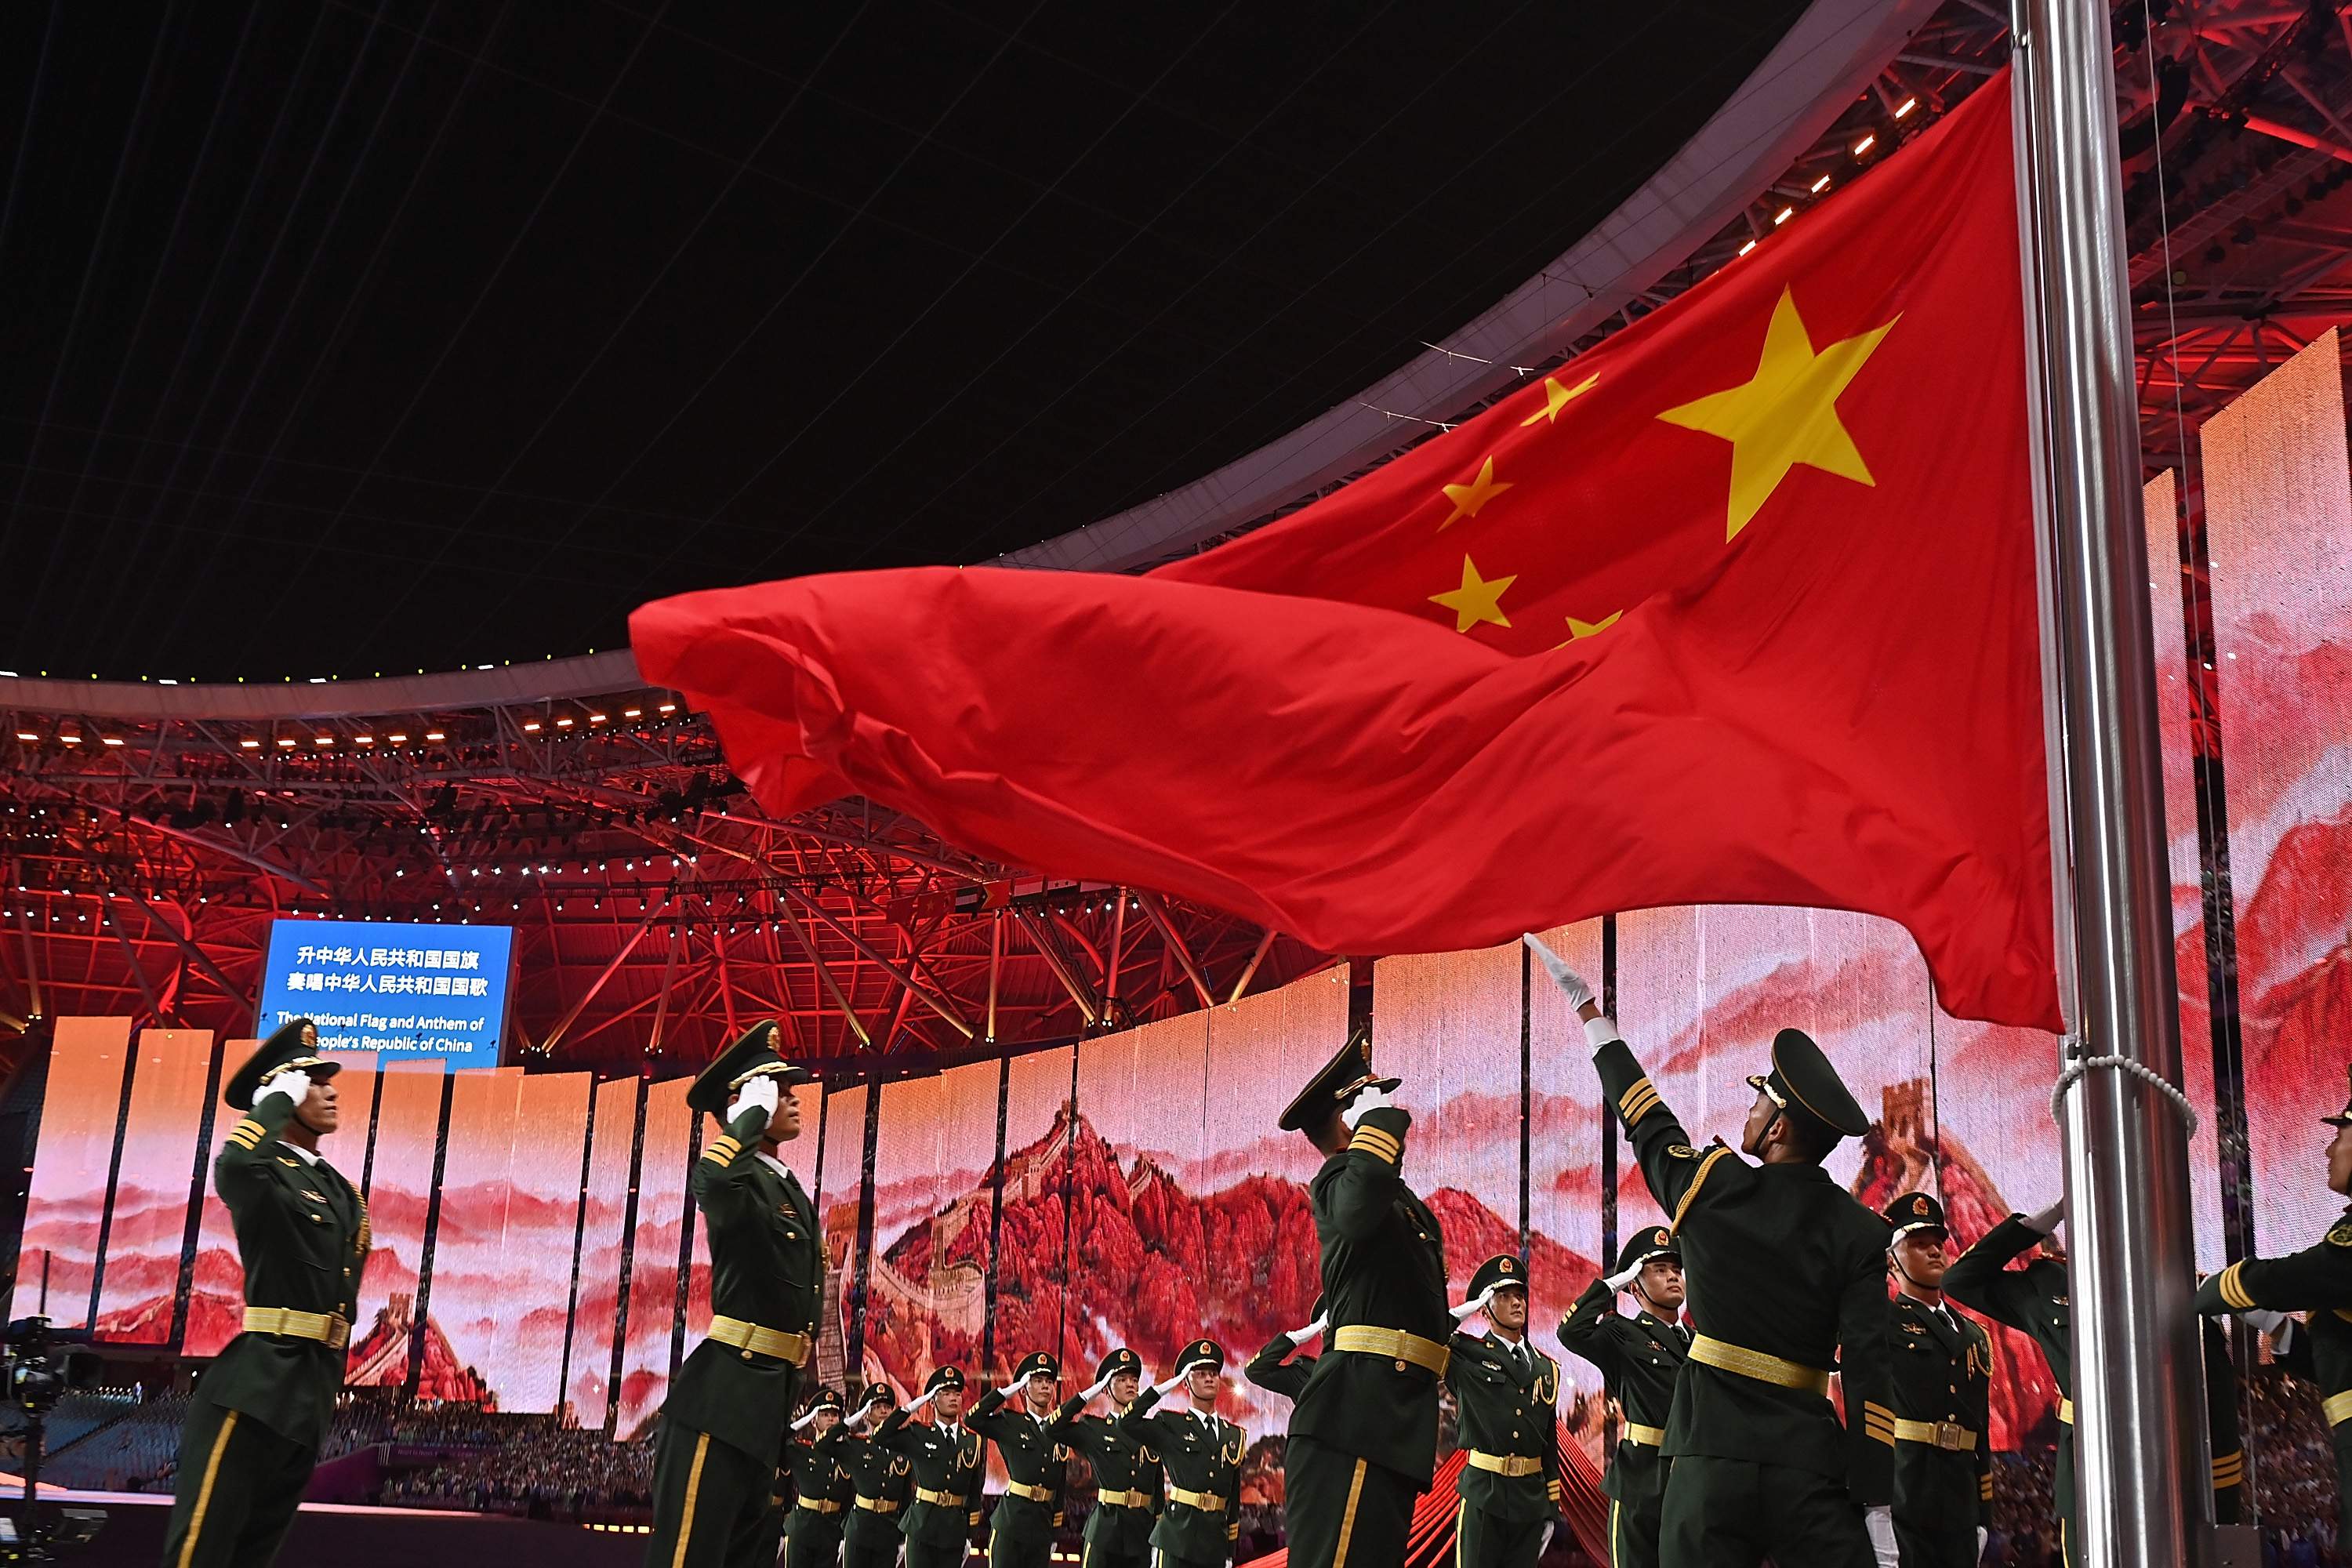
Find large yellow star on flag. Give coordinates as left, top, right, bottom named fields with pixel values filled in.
left=1519, top=372, right=1597, bottom=426
left=1439, top=456, right=1512, bottom=531
left=1656, top=286, right=1897, bottom=539
left=1430, top=555, right=1516, bottom=632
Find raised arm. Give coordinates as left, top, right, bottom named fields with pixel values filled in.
left=2199, top=1229, right=2352, bottom=1316
left=215, top=1091, right=303, bottom=1200
left=1942, top=1211, right=2056, bottom=1329
left=1312, top=1102, right=1414, bottom=1243
left=1245, top=1335, right=1313, bottom=1402
left=1836, top=1243, right=1895, bottom=1508
left=1042, top=1397, right=1090, bottom=1446
left=691, top=1091, right=776, bottom=1229
left=1556, top=1276, right=1628, bottom=1379
left=1112, top=1385, right=1167, bottom=1446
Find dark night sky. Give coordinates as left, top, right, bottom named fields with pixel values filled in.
left=0, top=2, right=1806, bottom=680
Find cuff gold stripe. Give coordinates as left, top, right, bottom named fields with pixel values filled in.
left=1616, top=1079, right=1657, bottom=1119
left=1619, top=1087, right=1663, bottom=1125
left=1349, top=1128, right=1402, bottom=1163
left=2218, top=1262, right=2253, bottom=1311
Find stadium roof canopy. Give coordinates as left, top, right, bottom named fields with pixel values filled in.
left=2, top=0, right=2348, bottom=1072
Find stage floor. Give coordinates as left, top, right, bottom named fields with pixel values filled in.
left=7, top=1488, right=651, bottom=1566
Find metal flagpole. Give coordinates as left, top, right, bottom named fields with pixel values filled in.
left=2008, top=3, right=2210, bottom=1565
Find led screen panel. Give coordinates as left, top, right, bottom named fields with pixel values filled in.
left=818, top=1083, right=867, bottom=1392
left=93, top=1029, right=213, bottom=1342
left=866, top=1061, right=1000, bottom=1395
left=996, top=1046, right=1076, bottom=1373
left=616, top=1076, right=691, bottom=1437
left=1073, top=1011, right=1206, bottom=1385
left=15, top=1018, right=134, bottom=1328
left=1525, top=919, right=1608, bottom=1386
left=344, top=1059, right=444, bottom=1383
left=256, top=917, right=512, bottom=1066
left=183, top=1038, right=255, bottom=1356
left=425, top=1069, right=522, bottom=1399
left=488, top=1070, right=592, bottom=1414
left=2201, top=329, right=2352, bottom=1258
left=568, top=1075, right=640, bottom=1429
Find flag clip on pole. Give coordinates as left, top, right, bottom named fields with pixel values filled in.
left=2009, top=3, right=2211, bottom=1565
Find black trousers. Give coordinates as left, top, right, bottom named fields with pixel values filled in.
left=906, top=1537, right=975, bottom=1566
left=842, top=1516, right=905, bottom=1568
left=1657, top=1455, right=1873, bottom=1568
left=990, top=1525, right=1052, bottom=1568
left=1283, top=1434, right=1418, bottom=1568
left=643, top=1425, right=780, bottom=1568
left=1893, top=1516, right=1976, bottom=1568
left=1080, top=1536, right=1152, bottom=1568
left=783, top=1506, right=847, bottom=1568
left=1457, top=1501, right=1547, bottom=1568
left=160, top=1400, right=317, bottom=1568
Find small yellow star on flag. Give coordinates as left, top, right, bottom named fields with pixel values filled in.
left=1439, top=456, right=1512, bottom=531
left=1519, top=372, right=1598, bottom=426
left=1656, top=286, right=1897, bottom=539
left=1430, top=556, right=1516, bottom=632
left=1566, top=611, right=1621, bottom=640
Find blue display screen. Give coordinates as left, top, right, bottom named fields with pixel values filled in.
left=256, top=918, right=514, bottom=1067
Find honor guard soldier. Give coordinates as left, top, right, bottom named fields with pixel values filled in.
left=878, top=1366, right=988, bottom=1566
left=1446, top=1254, right=1565, bottom=1568
left=782, top=1388, right=855, bottom=1568
left=1245, top=1300, right=1326, bottom=1402
left=2197, top=1067, right=2352, bottom=1557
left=1559, top=1227, right=1690, bottom=1568
left=1277, top=1029, right=1450, bottom=1568
left=842, top=1385, right=914, bottom=1568
left=163, top=1019, right=368, bottom=1568
left=1047, top=1348, right=1161, bottom=1568
left=971, top=1352, right=1070, bottom=1568
left=1879, top=1192, right=1992, bottom=1568
left=646, top=1022, right=822, bottom=1568
left=1939, top=1200, right=2071, bottom=1562
left=1115, top=1341, right=1244, bottom=1568
left=1530, top=935, right=1895, bottom=1568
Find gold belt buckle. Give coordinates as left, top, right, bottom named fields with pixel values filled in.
left=1935, top=1421, right=1962, bottom=1452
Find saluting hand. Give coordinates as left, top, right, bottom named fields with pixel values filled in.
left=727, top=1073, right=781, bottom=1127
left=1341, top=1085, right=1393, bottom=1129
left=1603, top=1263, right=1643, bottom=1293
left=1450, top=1286, right=1497, bottom=1323
left=1281, top=1316, right=1327, bottom=1345
left=257, top=1067, right=313, bottom=1110
left=1081, top=1371, right=1116, bottom=1402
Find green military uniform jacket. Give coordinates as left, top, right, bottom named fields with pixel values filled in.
left=200, top=1095, right=368, bottom=1450
left=877, top=1410, right=986, bottom=1546
left=1445, top=1330, right=1562, bottom=1523
left=1116, top=1390, right=1243, bottom=1562
left=971, top=1386, right=1069, bottom=1546
left=666, top=1108, right=823, bottom=1461
left=1592, top=1038, right=1894, bottom=1504
left=1243, top=1333, right=1314, bottom=1402
left=1559, top=1276, right=1686, bottom=1502
left=1290, top=1105, right=1451, bottom=1487
left=841, top=1428, right=914, bottom=1548
left=1049, top=1397, right=1161, bottom=1555
left=1885, top=1294, right=1993, bottom=1534
left=2201, top=1317, right=2245, bottom=1524
left=2199, top=1206, right=2352, bottom=1547
left=786, top=1422, right=855, bottom=1531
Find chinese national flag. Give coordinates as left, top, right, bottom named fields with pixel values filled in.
left=633, top=70, right=2058, bottom=1029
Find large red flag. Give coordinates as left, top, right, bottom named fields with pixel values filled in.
left=633, top=71, right=2059, bottom=1029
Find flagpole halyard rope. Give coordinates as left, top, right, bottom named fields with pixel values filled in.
left=2049, top=1036, right=2199, bottom=1137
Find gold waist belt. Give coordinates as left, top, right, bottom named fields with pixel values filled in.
left=1167, top=1485, right=1226, bottom=1512
left=1685, top=1334, right=1830, bottom=1397
left=797, top=1497, right=844, bottom=1515
left=1095, top=1487, right=1149, bottom=1508
left=1622, top=1421, right=1666, bottom=1448
left=2057, top=1398, right=2073, bottom=1425
left=2325, top=1391, right=2352, bottom=1428
left=854, top=1495, right=899, bottom=1514
left=1003, top=1480, right=1054, bottom=1502
left=1466, top=1450, right=1545, bottom=1478
left=915, top=1486, right=966, bottom=1508
left=706, top=1314, right=811, bottom=1366
left=1330, top=1325, right=1451, bottom=1376
left=1891, top=1418, right=1978, bottom=1452
left=242, top=1307, right=350, bottom=1350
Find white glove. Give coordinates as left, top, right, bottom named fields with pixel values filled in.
left=1864, top=1504, right=1897, bottom=1567
left=1450, top=1287, right=1497, bottom=1323
left=1976, top=1525, right=1988, bottom=1562
left=906, top=1387, right=938, bottom=1412
left=1153, top=1359, right=1214, bottom=1397
left=1605, top=1265, right=1643, bottom=1292
left=1082, top=1372, right=1116, bottom=1401
left=2022, top=1200, right=2063, bottom=1236
left=2274, top=1318, right=2298, bottom=1356
left=996, top=1376, right=1025, bottom=1400
left=256, top=1067, right=313, bottom=1109
left=791, top=1406, right=826, bottom=1432
left=727, top=1073, right=781, bottom=1127
left=2238, top=1308, right=2287, bottom=1334
left=1342, top=1085, right=1392, bottom=1129
left=1283, top=1316, right=1327, bottom=1343
left=1523, top=934, right=1595, bottom=1010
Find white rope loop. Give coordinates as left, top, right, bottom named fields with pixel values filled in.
left=2049, top=1044, right=2200, bottom=1138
